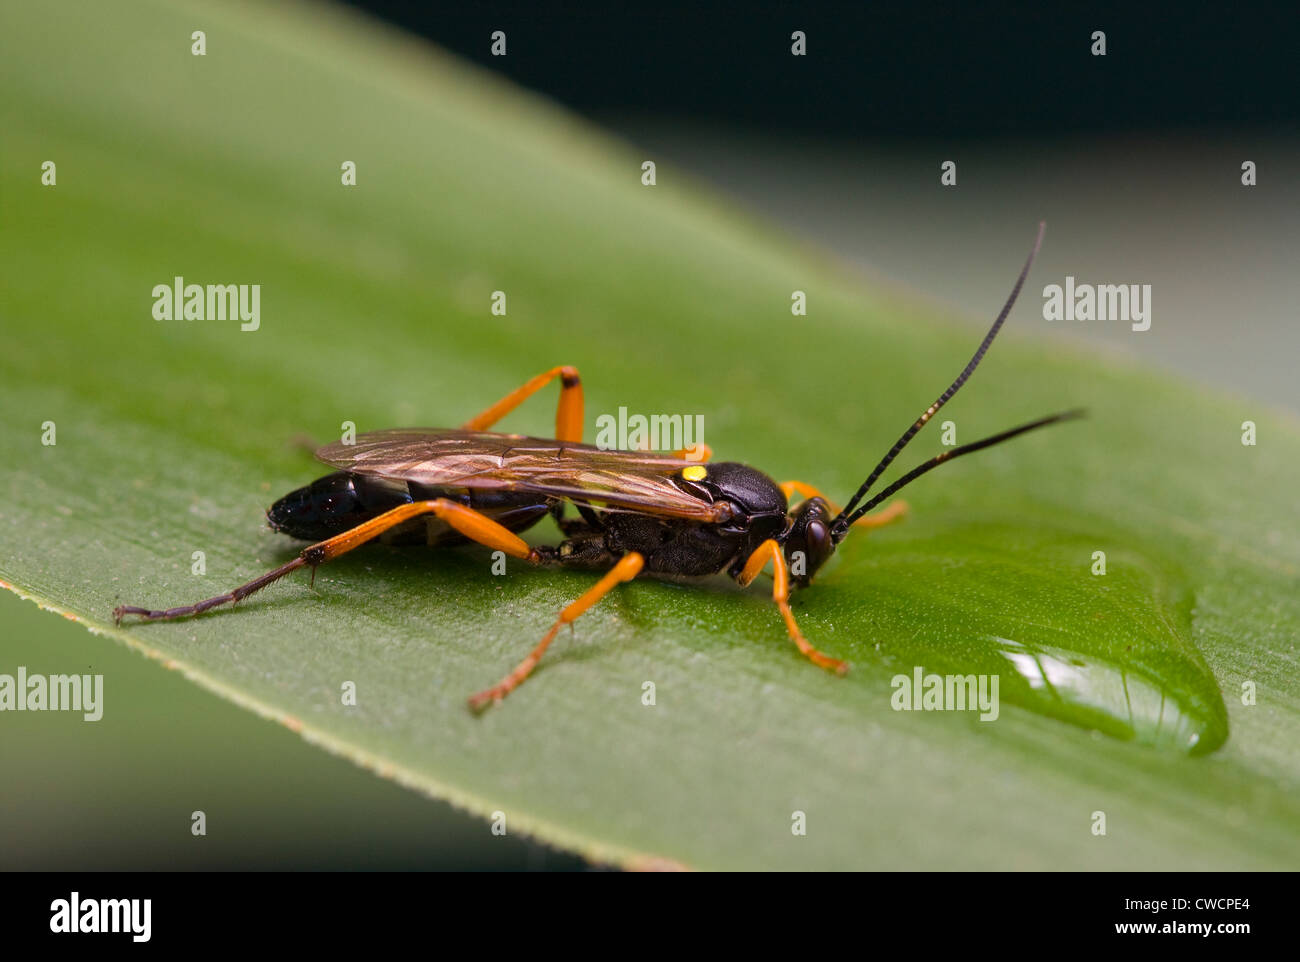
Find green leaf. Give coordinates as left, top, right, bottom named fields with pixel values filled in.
left=2, top=0, right=1297, bottom=869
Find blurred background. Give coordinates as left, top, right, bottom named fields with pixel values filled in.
left=345, top=0, right=1299, bottom=412
left=2, top=0, right=1295, bottom=870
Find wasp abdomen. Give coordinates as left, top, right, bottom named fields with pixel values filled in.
left=267, top=471, right=413, bottom=541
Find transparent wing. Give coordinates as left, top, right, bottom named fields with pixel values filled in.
left=316, top=429, right=729, bottom=522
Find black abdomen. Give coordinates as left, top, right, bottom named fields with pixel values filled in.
left=267, top=472, right=414, bottom=541
left=267, top=472, right=552, bottom=544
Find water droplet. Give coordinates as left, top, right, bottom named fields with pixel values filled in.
left=994, top=637, right=1226, bottom=754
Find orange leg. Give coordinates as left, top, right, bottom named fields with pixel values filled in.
left=468, top=552, right=645, bottom=711
left=780, top=480, right=908, bottom=529
left=780, top=480, right=835, bottom=506
left=114, top=500, right=539, bottom=624
left=850, top=499, right=908, bottom=529
left=462, top=365, right=584, bottom=442
left=736, top=539, right=848, bottom=675
left=670, top=443, right=712, bottom=462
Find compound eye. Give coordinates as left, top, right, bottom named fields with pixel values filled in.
left=806, top=520, right=830, bottom=558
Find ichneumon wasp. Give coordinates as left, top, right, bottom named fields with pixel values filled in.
left=115, top=222, right=1081, bottom=710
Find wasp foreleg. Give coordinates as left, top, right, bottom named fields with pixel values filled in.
left=737, top=539, right=848, bottom=675
left=780, top=480, right=908, bottom=529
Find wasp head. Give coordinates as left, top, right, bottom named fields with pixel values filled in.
left=783, top=496, right=837, bottom=588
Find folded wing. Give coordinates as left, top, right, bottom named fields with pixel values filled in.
left=316, top=429, right=730, bottom=522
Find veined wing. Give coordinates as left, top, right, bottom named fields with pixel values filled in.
left=315, top=429, right=730, bottom=522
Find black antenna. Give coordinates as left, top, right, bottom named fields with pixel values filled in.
left=831, top=221, right=1046, bottom=536
left=835, top=409, right=1085, bottom=532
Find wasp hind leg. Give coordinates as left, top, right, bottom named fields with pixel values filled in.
left=737, top=539, right=848, bottom=675
left=468, top=551, right=645, bottom=711
left=462, top=365, right=584, bottom=442
left=114, top=500, right=540, bottom=624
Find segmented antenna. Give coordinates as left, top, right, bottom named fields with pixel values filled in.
left=832, top=221, right=1047, bottom=535
left=835, top=409, right=1085, bottom=532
